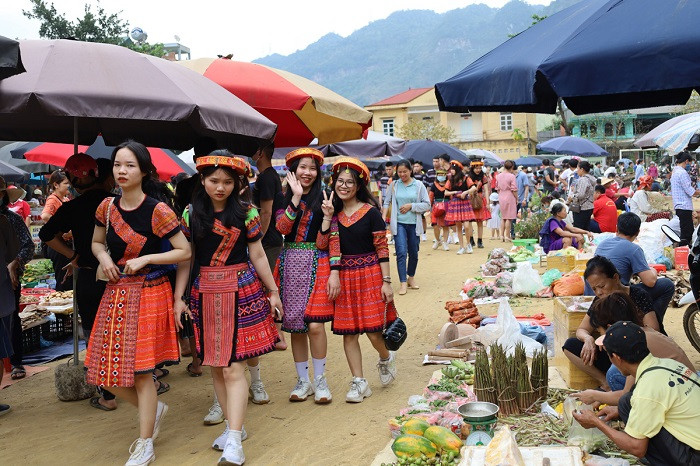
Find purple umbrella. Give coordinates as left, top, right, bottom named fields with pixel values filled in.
left=536, top=136, right=608, bottom=156
left=0, top=40, right=277, bottom=153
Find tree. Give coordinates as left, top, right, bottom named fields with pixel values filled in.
left=23, top=0, right=164, bottom=57
left=512, top=128, right=524, bottom=141
left=395, top=118, right=456, bottom=143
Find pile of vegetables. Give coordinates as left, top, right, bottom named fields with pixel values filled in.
left=480, top=248, right=515, bottom=276
left=21, top=259, right=53, bottom=283
left=461, top=276, right=512, bottom=299
left=507, top=246, right=537, bottom=262
left=389, top=420, right=464, bottom=466
left=547, top=246, right=578, bottom=256
left=440, top=360, right=474, bottom=385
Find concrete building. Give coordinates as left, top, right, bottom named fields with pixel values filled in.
left=365, top=88, right=538, bottom=159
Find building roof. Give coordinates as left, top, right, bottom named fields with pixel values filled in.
left=367, top=87, right=433, bottom=107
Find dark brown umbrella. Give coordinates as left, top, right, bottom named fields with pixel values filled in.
left=0, top=39, right=277, bottom=154
left=0, top=35, right=25, bottom=80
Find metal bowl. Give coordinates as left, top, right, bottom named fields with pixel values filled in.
left=458, top=401, right=499, bottom=422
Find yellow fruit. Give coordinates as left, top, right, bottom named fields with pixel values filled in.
left=401, top=418, right=431, bottom=436
left=423, top=425, right=464, bottom=454
left=392, top=434, right=438, bottom=459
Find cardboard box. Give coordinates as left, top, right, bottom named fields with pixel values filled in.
left=553, top=297, right=600, bottom=390
left=547, top=254, right=575, bottom=272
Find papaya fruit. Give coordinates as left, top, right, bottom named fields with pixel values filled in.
left=400, top=417, right=431, bottom=436
left=392, top=434, right=438, bottom=459
left=423, top=425, right=464, bottom=455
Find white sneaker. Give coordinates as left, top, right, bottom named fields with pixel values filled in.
left=446, top=235, right=454, bottom=244
left=457, top=247, right=466, bottom=255
left=125, top=438, right=154, bottom=466
left=466, top=243, right=473, bottom=254
left=313, top=375, right=332, bottom=404
left=432, top=240, right=441, bottom=250
left=345, top=377, right=372, bottom=403
left=388, top=238, right=394, bottom=245
left=289, top=378, right=314, bottom=401
left=204, top=400, right=225, bottom=425
left=248, top=380, right=269, bottom=404
left=213, top=422, right=248, bottom=451
left=421, top=233, right=427, bottom=242
left=442, top=242, right=450, bottom=251
left=218, top=434, right=245, bottom=465
left=377, top=352, right=397, bottom=386
left=451, top=233, right=459, bottom=243
left=152, top=401, right=168, bottom=440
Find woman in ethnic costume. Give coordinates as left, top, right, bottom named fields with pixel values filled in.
left=445, top=161, right=475, bottom=255
left=173, top=152, right=281, bottom=466
left=88, top=141, right=191, bottom=466
left=327, top=157, right=398, bottom=403
left=274, top=148, right=337, bottom=404
left=465, top=160, right=491, bottom=249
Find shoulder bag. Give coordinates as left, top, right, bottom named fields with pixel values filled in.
left=469, top=180, right=484, bottom=210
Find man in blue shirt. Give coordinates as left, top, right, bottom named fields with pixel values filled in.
left=592, top=213, right=674, bottom=334
left=634, top=159, right=645, bottom=182
left=516, top=166, right=529, bottom=209
left=671, top=152, right=700, bottom=246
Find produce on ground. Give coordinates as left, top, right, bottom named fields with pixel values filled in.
left=480, top=248, right=516, bottom=276
left=508, top=246, right=537, bottom=262
left=423, top=426, right=464, bottom=455
left=462, top=279, right=511, bottom=300
left=401, top=418, right=431, bottom=436
left=530, top=346, right=549, bottom=402
left=390, top=424, right=463, bottom=466
left=490, top=343, right=519, bottom=416
left=440, top=360, right=474, bottom=386
left=514, top=343, right=535, bottom=412
left=391, top=434, right=438, bottom=459
left=474, top=346, right=497, bottom=405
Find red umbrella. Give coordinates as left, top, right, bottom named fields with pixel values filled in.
left=20, top=137, right=194, bottom=181
left=179, top=57, right=372, bottom=147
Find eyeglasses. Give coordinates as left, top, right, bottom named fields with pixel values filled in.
left=336, top=179, right=356, bottom=187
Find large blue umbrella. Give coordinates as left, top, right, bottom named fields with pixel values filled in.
left=435, top=0, right=700, bottom=115
left=399, top=139, right=467, bottom=166
left=513, top=156, right=542, bottom=168
left=537, top=136, right=608, bottom=156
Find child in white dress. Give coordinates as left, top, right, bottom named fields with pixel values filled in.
left=487, top=192, right=501, bottom=240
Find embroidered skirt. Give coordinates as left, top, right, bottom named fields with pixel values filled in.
left=332, top=252, right=397, bottom=335
left=471, top=194, right=492, bottom=222
left=191, top=263, right=279, bottom=366
left=274, top=242, right=334, bottom=333
left=445, top=198, right=475, bottom=222
left=86, top=271, right=179, bottom=388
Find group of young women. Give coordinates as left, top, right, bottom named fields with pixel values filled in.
left=83, top=144, right=399, bottom=465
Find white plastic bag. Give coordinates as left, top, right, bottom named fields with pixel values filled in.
left=475, top=298, right=544, bottom=357
left=512, top=262, right=544, bottom=296
left=635, top=220, right=667, bottom=264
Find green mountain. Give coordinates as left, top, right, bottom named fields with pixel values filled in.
left=254, top=0, right=580, bottom=107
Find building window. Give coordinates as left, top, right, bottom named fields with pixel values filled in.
left=617, top=122, right=626, bottom=136
left=590, top=123, right=597, bottom=137
left=580, top=123, right=588, bottom=136
left=500, top=113, right=513, bottom=131
left=604, top=122, right=614, bottom=136
left=510, top=148, right=515, bottom=152
left=382, top=119, right=394, bottom=137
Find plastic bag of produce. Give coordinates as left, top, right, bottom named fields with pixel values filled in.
left=552, top=272, right=584, bottom=296
left=564, top=397, right=609, bottom=453
left=541, top=268, right=563, bottom=287
left=512, top=262, right=543, bottom=296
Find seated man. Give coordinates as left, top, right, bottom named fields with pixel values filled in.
left=573, top=321, right=700, bottom=465
left=592, top=212, right=674, bottom=334
left=590, top=185, right=617, bottom=233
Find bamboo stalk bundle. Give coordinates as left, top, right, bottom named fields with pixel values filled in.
left=474, top=346, right=497, bottom=404
left=530, top=346, right=549, bottom=401
left=514, top=342, right=535, bottom=413
left=490, top=343, right=518, bottom=416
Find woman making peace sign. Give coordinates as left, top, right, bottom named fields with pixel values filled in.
left=273, top=148, right=339, bottom=404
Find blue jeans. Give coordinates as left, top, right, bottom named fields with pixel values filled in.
left=606, top=365, right=627, bottom=391
left=394, top=222, right=419, bottom=283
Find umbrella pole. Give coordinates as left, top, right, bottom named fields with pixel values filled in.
left=72, top=117, right=79, bottom=366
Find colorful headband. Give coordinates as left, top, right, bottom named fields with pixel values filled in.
left=470, top=160, right=484, bottom=167
left=331, top=156, right=370, bottom=185
left=451, top=160, right=464, bottom=170
left=285, top=147, right=324, bottom=168
left=196, top=155, right=252, bottom=177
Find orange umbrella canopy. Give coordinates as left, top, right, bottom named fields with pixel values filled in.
left=180, top=58, right=372, bottom=147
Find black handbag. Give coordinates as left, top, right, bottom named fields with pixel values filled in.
left=382, top=304, right=407, bottom=351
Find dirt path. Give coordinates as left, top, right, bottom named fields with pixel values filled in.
left=1, top=232, right=696, bottom=465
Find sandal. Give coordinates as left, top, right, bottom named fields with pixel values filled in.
left=154, top=368, right=169, bottom=379
left=10, top=366, right=26, bottom=380
left=156, top=380, right=170, bottom=396
left=186, top=363, right=202, bottom=377
left=90, top=396, right=116, bottom=411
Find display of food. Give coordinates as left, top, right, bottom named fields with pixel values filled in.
left=507, top=246, right=538, bottom=262
left=39, top=290, right=74, bottom=306
left=390, top=421, right=464, bottom=465
left=20, top=259, right=54, bottom=283
left=480, top=248, right=516, bottom=276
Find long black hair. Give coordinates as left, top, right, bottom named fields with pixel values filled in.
left=190, top=157, right=248, bottom=241
left=331, top=167, right=381, bottom=213
left=395, top=160, right=413, bottom=176
left=450, top=163, right=465, bottom=186
left=283, top=157, right=323, bottom=213
left=589, top=291, right=644, bottom=329
left=111, top=140, right=173, bottom=207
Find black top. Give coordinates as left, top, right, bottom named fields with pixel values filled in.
left=182, top=206, right=263, bottom=267
left=95, top=196, right=180, bottom=266
left=430, top=182, right=449, bottom=201
left=39, top=189, right=113, bottom=268
left=252, top=166, right=283, bottom=248
left=338, top=205, right=388, bottom=257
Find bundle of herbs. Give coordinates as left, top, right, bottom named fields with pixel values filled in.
left=514, top=342, right=535, bottom=413
left=490, top=343, right=518, bottom=416
left=474, top=346, right=496, bottom=404
left=530, top=346, right=549, bottom=401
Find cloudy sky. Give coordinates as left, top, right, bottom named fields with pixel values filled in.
left=2, top=0, right=551, bottom=62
